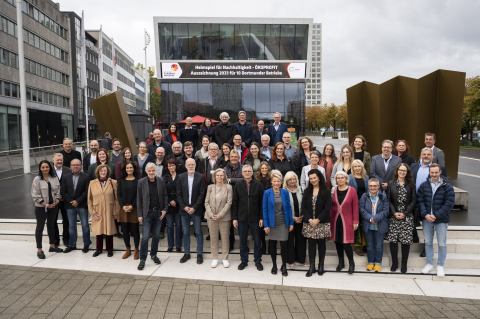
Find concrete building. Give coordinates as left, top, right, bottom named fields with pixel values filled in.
left=306, top=22, right=322, bottom=107
left=0, top=0, right=72, bottom=150
left=135, top=69, right=146, bottom=114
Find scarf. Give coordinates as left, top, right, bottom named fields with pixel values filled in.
left=394, top=151, right=407, bottom=160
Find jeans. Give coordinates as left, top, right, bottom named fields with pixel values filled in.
left=238, top=221, right=262, bottom=264
left=423, top=220, right=448, bottom=267
left=66, top=208, right=91, bottom=247
left=181, top=213, right=203, bottom=255
left=140, top=210, right=163, bottom=261
left=166, top=213, right=182, bottom=248
left=365, top=229, right=385, bottom=265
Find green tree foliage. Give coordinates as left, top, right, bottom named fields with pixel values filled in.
left=463, top=76, right=480, bottom=138
left=305, top=103, right=348, bottom=130
left=149, top=69, right=161, bottom=120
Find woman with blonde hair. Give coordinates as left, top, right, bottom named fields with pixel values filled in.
left=256, top=161, right=272, bottom=253
left=195, top=135, right=211, bottom=160
left=88, top=164, right=120, bottom=257
left=348, top=159, right=369, bottom=256
left=331, top=145, right=354, bottom=187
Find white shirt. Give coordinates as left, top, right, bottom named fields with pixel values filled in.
left=55, top=167, right=63, bottom=180
left=187, top=173, right=195, bottom=205
left=382, top=154, right=392, bottom=172
left=274, top=123, right=280, bottom=131
left=90, top=154, right=97, bottom=165
left=300, top=165, right=326, bottom=190
left=233, top=145, right=242, bottom=160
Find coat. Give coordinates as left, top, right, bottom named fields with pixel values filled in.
left=231, top=179, right=264, bottom=222
left=197, top=156, right=227, bottom=185
left=262, top=188, right=294, bottom=229
left=252, top=129, right=268, bottom=145
left=176, top=171, right=207, bottom=216
left=215, top=121, right=237, bottom=146
left=225, top=162, right=244, bottom=187
left=164, top=133, right=181, bottom=145
left=301, top=188, right=332, bottom=223
left=164, top=174, right=179, bottom=215
left=201, top=126, right=216, bottom=144
left=386, top=180, right=416, bottom=218
left=87, top=178, right=120, bottom=236
left=359, top=191, right=389, bottom=235
left=287, top=186, right=303, bottom=219
left=300, top=165, right=326, bottom=190
left=60, top=172, right=90, bottom=209
left=267, top=122, right=288, bottom=146
left=370, top=154, right=402, bottom=185
left=147, top=140, right=173, bottom=158
left=136, top=176, right=169, bottom=219
left=417, top=176, right=455, bottom=224
left=419, top=146, right=445, bottom=168
left=99, top=137, right=112, bottom=151
left=319, top=158, right=335, bottom=189
left=60, top=149, right=82, bottom=168
left=31, top=175, right=62, bottom=207
left=204, top=184, right=233, bottom=221
left=83, top=152, right=96, bottom=173
left=234, top=121, right=254, bottom=147
left=329, top=186, right=359, bottom=244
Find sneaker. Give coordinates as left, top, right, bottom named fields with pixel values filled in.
left=421, top=264, right=434, bottom=274
left=223, top=260, right=230, bottom=268
left=211, top=259, right=218, bottom=268
left=373, top=265, right=381, bottom=272
left=366, top=264, right=374, bottom=271
left=437, top=266, right=445, bottom=277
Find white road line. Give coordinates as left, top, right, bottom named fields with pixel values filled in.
left=459, top=156, right=480, bottom=162
left=458, top=172, right=480, bottom=179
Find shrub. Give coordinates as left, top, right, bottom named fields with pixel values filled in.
left=460, top=139, right=470, bottom=147
left=472, top=140, right=480, bottom=147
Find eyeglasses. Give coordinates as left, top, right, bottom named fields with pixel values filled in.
left=398, top=170, right=408, bottom=173
left=382, top=146, right=392, bottom=149
left=368, top=185, right=379, bottom=188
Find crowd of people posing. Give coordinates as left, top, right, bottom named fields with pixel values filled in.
left=31, top=111, right=454, bottom=277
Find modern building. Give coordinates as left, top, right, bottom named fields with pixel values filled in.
left=154, top=17, right=312, bottom=135
left=0, top=0, right=73, bottom=151
left=135, top=69, right=146, bottom=114
left=306, top=22, right=322, bottom=107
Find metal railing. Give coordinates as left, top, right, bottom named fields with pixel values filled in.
left=0, top=141, right=87, bottom=173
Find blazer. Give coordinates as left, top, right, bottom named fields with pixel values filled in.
left=204, top=184, right=233, bottom=221
left=359, top=191, right=389, bottom=235
left=31, top=175, right=62, bottom=207
left=54, top=166, right=72, bottom=209
left=386, top=179, right=416, bottom=219
left=60, top=172, right=90, bottom=209
left=268, top=122, right=288, bottom=146
left=411, top=162, right=448, bottom=183
left=197, top=156, right=227, bottom=185
left=117, top=177, right=139, bottom=208
left=370, top=154, right=402, bottom=185
left=262, top=188, right=294, bottom=229
left=164, top=174, right=179, bottom=215
left=136, top=176, right=169, bottom=219
left=300, top=165, right=326, bottom=190
left=285, top=145, right=299, bottom=159
left=287, top=186, right=303, bottom=219
left=252, top=129, right=268, bottom=145
left=234, top=121, right=254, bottom=147
left=83, top=152, right=96, bottom=173
left=301, top=188, right=332, bottom=223
left=176, top=171, right=207, bottom=216
left=164, top=133, right=181, bottom=145
left=147, top=140, right=173, bottom=158
left=419, top=146, right=445, bottom=167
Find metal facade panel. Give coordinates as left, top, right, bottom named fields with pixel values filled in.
left=346, top=82, right=366, bottom=147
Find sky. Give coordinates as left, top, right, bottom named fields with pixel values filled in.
left=61, top=0, right=480, bottom=105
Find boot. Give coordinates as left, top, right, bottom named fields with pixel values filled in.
left=122, top=247, right=131, bottom=259
left=401, top=244, right=410, bottom=273
left=306, top=259, right=316, bottom=277
left=335, top=257, right=345, bottom=272
left=390, top=242, right=398, bottom=272
left=318, top=257, right=325, bottom=276
left=133, top=248, right=140, bottom=260
left=347, top=259, right=355, bottom=274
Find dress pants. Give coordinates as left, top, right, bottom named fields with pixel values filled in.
left=35, top=206, right=57, bottom=249
left=286, top=222, right=306, bottom=264
left=54, top=206, right=69, bottom=244
left=139, top=210, right=162, bottom=261
left=207, top=219, right=230, bottom=260
left=238, top=221, right=262, bottom=264
left=96, top=235, right=113, bottom=252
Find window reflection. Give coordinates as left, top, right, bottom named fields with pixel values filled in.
left=294, top=24, right=309, bottom=60
left=172, top=24, right=188, bottom=60
left=234, top=24, right=250, bottom=60
left=219, top=24, right=235, bottom=60
left=203, top=24, right=220, bottom=59
left=265, top=24, right=280, bottom=60
left=256, top=83, right=270, bottom=112
left=270, top=83, right=284, bottom=113
left=249, top=24, right=266, bottom=60
left=280, top=25, right=296, bottom=59
left=187, top=23, right=203, bottom=59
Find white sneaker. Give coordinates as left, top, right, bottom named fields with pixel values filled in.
left=211, top=259, right=218, bottom=268
left=223, top=260, right=230, bottom=268
left=437, top=266, right=445, bottom=277
left=421, top=264, right=434, bottom=274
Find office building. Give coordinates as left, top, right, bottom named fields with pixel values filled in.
left=306, top=22, right=321, bottom=107
left=135, top=69, right=147, bottom=114
left=154, top=17, right=312, bottom=134
left=0, top=0, right=72, bottom=150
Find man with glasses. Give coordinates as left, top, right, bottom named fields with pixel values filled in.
left=234, top=111, right=253, bottom=148
left=197, top=143, right=227, bottom=185
left=282, top=132, right=298, bottom=159
left=261, top=135, right=273, bottom=161
left=252, top=120, right=268, bottom=145
left=142, top=147, right=166, bottom=178
left=167, top=141, right=185, bottom=173
left=370, top=140, right=402, bottom=191
left=52, top=153, right=72, bottom=247
left=232, top=165, right=265, bottom=271
left=418, top=133, right=445, bottom=167
left=147, top=129, right=173, bottom=157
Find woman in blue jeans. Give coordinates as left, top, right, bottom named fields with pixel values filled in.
left=164, top=159, right=182, bottom=252
left=359, top=178, right=389, bottom=272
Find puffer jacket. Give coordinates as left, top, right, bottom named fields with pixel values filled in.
left=417, top=176, right=455, bottom=224
left=225, top=162, right=243, bottom=187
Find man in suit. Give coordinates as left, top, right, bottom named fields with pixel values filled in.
left=52, top=153, right=73, bottom=247
left=137, top=162, right=169, bottom=270
left=99, top=132, right=112, bottom=151
left=83, top=140, right=99, bottom=173
left=177, top=158, right=207, bottom=264
left=418, top=133, right=446, bottom=168
left=147, top=129, right=173, bottom=158
left=268, top=112, right=288, bottom=146
left=232, top=135, right=248, bottom=163
left=261, top=135, right=274, bottom=161
left=60, top=138, right=82, bottom=168
left=252, top=120, right=268, bottom=145
left=197, top=143, right=227, bottom=185
left=234, top=111, right=253, bottom=148
left=282, top=132, right=298, bottom=159
left=179, top=117, right=199, bottom=150
left=61, top=159, right=91, bottom=253
left=370, top=139, right=402, bottom=191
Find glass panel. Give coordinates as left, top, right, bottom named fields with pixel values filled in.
left=280, top=24, right=295, bottom=59
left=212, top=83, right=242, bottom=113
left=187, top=23, right=203, bottom=59
left=249, top=24, right=265, bottom=60
left=4, top=83, right=10, bottom=96
left=2, top=50, right=8, bottom=64
left=183, top=82, right=198, bottom=114
left=294, top=24, right=309, bottom=60
left=241, top=83, right=255, bottom=113
left=203, top=23, right=220, bottom=60
left=32, top=89, right=37, bottom=101
left=197, top=83, right=213, bottom=114
left=285, top=82, right=299, bottom=119
left=45, top=16, right=50, bottom=29
left=265, top=24, right=280, bottom=60
left=219, top=24, right=235, bottom=60
left=0, top=106, right=7, bottom=151
left=158, top=23, right=172, bottom=60
left=172, top=23, right=188, bottom=60
left=8, top=21, right=15, bottom=36
left=11, top=84, right=17, bottom=98
left=168, top=83, right=184, bottom=122
left=39, top=12, right=44, bottom=25
left=40, top=39, right=45, bottom=51
left=234, top=24, right=249, bottom=60
left=255, top=83, right=269, bottom=113
left=26, top=87, right=30, bottom=100
left=270, top=83, right=284, bottom=114
left=37, top=90, right=42, bottom=103
left=33, top=8, right=38, bottom=21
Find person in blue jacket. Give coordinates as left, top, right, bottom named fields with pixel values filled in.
left=263, top=169, right=294, bottom=277
left=268, top=112, right=288, bottom=146
left=417, top=163, right=455, bottom=277
left=359, top=178, right=389, bottom=272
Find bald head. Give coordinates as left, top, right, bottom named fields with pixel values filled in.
left=233, top=134, right=242, bottom=146
left=185, top=117, right=193, bottom=127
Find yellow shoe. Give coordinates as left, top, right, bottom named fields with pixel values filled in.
left=374, top=265, right=381, bottom=272
left=366, top=264, right=374, bottom=271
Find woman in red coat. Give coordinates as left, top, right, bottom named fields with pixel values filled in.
left=329, top=170, right=359, bottom=274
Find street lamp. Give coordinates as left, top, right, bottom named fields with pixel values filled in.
left=144, top=29, right=151, bottom=112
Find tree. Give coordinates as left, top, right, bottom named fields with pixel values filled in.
left=148, top=69, right=161, bottom=120
left=324, top=103, right=339, bottom=129
left=135, top=63, right=144, bottom=70
left=463, top=76, right=480, bottom=140
left=337, top=103, right=348, bottom=129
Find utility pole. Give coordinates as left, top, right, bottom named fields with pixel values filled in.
left=144, top=29, right=151, bottom=113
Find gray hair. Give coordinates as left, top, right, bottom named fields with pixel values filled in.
left=335, top=170, right=350, bottom=183
left=219, top=112, right=230, bottom=120
left=145, top=162, right=156, bottom=171
left=242, top=164, right=253, bottom=172
left=369, top=178, right=380, bottom=185
left=208, top=142, right=219, bottom=150
left=104, top=132, right=110, bottom=138
left=261, top=134, right=270, bottom=141
left=172, top=141, right=183, bottom=148
left=71, top=158, right=81, bottom=165
left=273, top=112, right=281, bottom=117
left=212, top=168, right=228, bottom=184
left=63, top=138, right=72, bottom=143
left=282, top=171, right=299, bottom=189
left=421, top=147, right=433, bottom=155
left=271, top=169, right=283, bottom=181
left=382, top=139, right=394, bottom=148
left=238, top=110, right=246, bottom=116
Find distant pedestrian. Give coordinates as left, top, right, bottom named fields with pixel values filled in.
left=99, top=132, right=112, bottom=151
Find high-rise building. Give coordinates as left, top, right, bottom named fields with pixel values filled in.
left=0, top=0, right=73, bottom=150
left=134, top=69, right=147, bottom=114
left=306, top=23, right=322, bottom=107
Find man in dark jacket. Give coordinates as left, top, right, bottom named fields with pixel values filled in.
left=252, top=120, right=268, bottom=145
left=60, top=159, right=91, bottom=253
left=147, top=129, right=173, bottom=157
left=234, top=111, right=253, bottom=148
left=417, top=164, right=455, bottom=277
left=196, top=143, right=227, bottom=185
left=83, top=140, right=99, bottom=173
left=165, top=141, right=185, bottom=173
left=215, top=112, right=237, bottom=146
left=60, top=138, right=82, bottom=168
left=268, top=112, right=288, bottom=146
left=99, top=132, right=112, bottom=151
left=232, top=164, right=265, bottom=271
left=179, top=117, right=199, bottom=150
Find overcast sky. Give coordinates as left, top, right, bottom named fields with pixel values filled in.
left=62, top=0, right=480, bottom=105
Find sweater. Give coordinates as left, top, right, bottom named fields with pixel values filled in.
left=179, top=127, right=199, bottom=150
left=328, top=186, right=359, bottom=243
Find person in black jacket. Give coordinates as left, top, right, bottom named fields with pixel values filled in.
left=60, top=159, right=91, bottom=253
left=301, top=169, right=332, bottom=276
left=179, top=117, right=198, bottom=150
left=393, top=140, right=416, bottom=167
left=292, top=137, right=317, bottom=178
left=83, top=140, right=99, bottom=174
left=147, top=129, right=173, bottom=158
left=233, top=164, right=265, bottom=271
left=215, top=112, right=237, bottom=146
left=99, top=132, right=112, bottom=151
left=197, top=143, right=227, bottom=185
left=60, top=138, right=82, bottom=168
left=164, top=158, right=182, bottom=253
left=234, top=111, right=253, bottom=148
left=268, top=142, right=294, bottom=178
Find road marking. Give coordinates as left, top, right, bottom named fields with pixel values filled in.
left=458, top=172, right=480, bottom=179
left=459, top=156, right=480, bottom=162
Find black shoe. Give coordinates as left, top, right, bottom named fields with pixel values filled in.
left=197, top=254, right=203, bottom=264
left=115, top=232, right=122, bottom=239
left=92, top=251, right=102, bottom=257
left=167, top=247, right=173, bottom=252
left=206, top=234, right=210, bottom=240
left=401, top=261, right=408, bottom=274
left=348, top=260, right=355, bottom=274
left=413, top=232, right=420, bottom=243
left=64, top=246, right=76, bottom=253
left=271, top=265, right=278, bottom=275
left=336, top=257, right=345, bottom=272
left=391, top=262, right=398, bottom=272
left=37, top=251, right=45, bottom=259
left=176, top=247, right=181, bottom=253
left=238, top=262, right=248, bottom=270
left=255, top=263, right=264, bottom=271
left=138, top=260, right=145, bottom=270
left=49, top=246, right=63, bottom=253
left=63, top=239, right=69, bottom=247
left=159, top=232, right=165, bottom=240
left=107, top=251, right=113, bottom=257
left=280, top=264, right=288, bottom=277
left=54, top=240, right=60, bottom=247
left=306, top=260, right=316, bottom=277
left=151, top=255, right=161, bottom=264
left=180, top=254, right=191, bottom=263
left=318, top=258, right=325, bottom=276
left=262, top=245, right=267, bottom=255
left=420, top=249, right=426, bottom=257
left=82, top=245, right=90, bottom=253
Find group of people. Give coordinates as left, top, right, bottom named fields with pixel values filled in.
left=31, top=112, right=454, bottom=277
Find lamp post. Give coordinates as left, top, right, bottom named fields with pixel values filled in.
left=144, top=29, right=151, bottom=112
